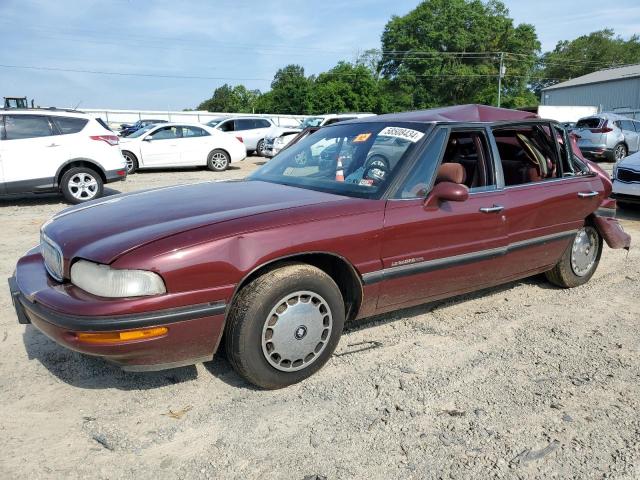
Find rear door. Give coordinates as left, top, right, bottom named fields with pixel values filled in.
left=376, top=127, right=509, bottom=309
left=0, top=114, right=65, bottom=193
left=178, top=126, right=212, bottom=165
left=493, top=122, right=602, bottom=277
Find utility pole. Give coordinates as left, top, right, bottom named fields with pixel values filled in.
left=497, top=52, right=505, bottom=108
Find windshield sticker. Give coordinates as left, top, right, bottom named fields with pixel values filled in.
left=379, top=127, right=424, bottom=143
left=353, top=133, right=372, bottom=143
left=358, top=178, right=374, bottom=186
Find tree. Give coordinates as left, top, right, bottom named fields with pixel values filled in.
left=379, top=0, right=540, bottom=109
left=269, top=65, right=313, bottom=114
left=311, top=62, right=384, bottom=114
left=197, top=84, right=260, bottom=113
left=534, top=29, right=640, bottom=94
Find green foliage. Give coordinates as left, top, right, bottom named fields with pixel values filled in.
left=268, top=65, right=313, bottom=115
left=379, top=0, right=540, bottom=109
left=534, top=29, right=640, bottom=94
left=197, top=84, right=260, bottom=113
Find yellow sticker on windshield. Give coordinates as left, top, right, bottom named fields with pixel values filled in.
left=353, top=133, right=372, bottom=143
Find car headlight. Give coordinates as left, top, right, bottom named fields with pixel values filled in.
left=70, top=260, right=166, bottom=298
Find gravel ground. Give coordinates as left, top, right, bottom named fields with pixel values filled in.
left=1, top=158, right=639, bottom=479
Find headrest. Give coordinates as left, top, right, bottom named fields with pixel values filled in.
left=436, top=163, right=466, bottom=184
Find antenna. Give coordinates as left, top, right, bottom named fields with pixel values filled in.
left=73, top=100, right=83, bottom=110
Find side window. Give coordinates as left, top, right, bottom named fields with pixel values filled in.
left=492, top=124, right=561, bottom=187
left=396, top=129, right=447, bottom=199
left=553, top=124, right=573, bottom=176
left=149, top=126, right=177, bottom=140
left=235, top=119, right=255, bottom=130
left=218, top=120, right=234, bottom=132
left=257, top=119, right=271, bottom=128
left=620, top=120, right=635, bottom=132
left=183, top=126, right=209, bottom=137
left=4, top=115, right=53, bottom=140
left=52, top=116, right=89, bottom=135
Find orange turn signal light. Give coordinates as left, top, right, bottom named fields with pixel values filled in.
left=75, top=327, right=168, bottom=344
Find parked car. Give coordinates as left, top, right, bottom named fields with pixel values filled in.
left=0, top=109, right=126, bottom=203
left=263, top=129, right=302, bottom=158
left=120, top=119, right=168, bottom=137
left=119, top=123, right=246, bottom=173
left=612, top=150, right=640, bottom=207
left=573, top=113, right=640, bottom=162
left=9, top=105, right=630, bottom=390
left=214, top=117, right=274, bottom=155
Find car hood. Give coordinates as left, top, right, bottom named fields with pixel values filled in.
left=43, top=180, right=349, bottom=265
left=618, top=151, right=640, bottom=170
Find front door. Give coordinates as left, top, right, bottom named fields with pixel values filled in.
left=140, top=126, right=182, bottom=166
left=376, top=127, right=510, bottom=310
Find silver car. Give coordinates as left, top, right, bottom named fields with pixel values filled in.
left=574, top=113, right=640, bottom=162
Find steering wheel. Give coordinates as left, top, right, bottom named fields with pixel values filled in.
left=362, top=156, right=390, bottom=186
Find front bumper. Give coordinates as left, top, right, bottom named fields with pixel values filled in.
left=9, top=255, right=227, bottom=371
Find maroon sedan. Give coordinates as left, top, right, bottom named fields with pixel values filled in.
left=9, top=105, right=631, bottom=389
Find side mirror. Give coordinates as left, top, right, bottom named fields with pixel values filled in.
left=423, top=181, right=469, bottom=209
left=143, top=136, right=152, bottom=142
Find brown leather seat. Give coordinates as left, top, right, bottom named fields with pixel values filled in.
left=436, top=163, right=467, bottom=185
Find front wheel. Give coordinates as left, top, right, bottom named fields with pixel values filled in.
left=225, top=264, right=345, bottom=389
left=60, top=167, right=104, bottom=204
left=207, top=149, right=230, bottom=172
left=256, top=139, right=265, bottom=157
left=545, top=226, right=602, bottom=288
left=122, top=151, right=138, bottom=174
left=612, top=143, right=627, bottom=162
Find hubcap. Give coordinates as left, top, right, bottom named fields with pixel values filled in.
left=615, top=145, right=626, bottom=160
left=68, top=173, right=98, bottom=200
left=261, top=291, right=333, bottom=372
left=124, top=154, right=135, bottom=172
left=211, top=152, right=228, bottom=170
left=571, top=227, right=598, bottom=277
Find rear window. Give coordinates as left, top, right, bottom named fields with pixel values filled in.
left=95, top=118, right=112, bottom=132
left=53, top=116, right=89, bottom=135
left=576, top=118, right=601, bottom=129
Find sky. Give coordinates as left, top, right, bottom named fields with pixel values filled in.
left=0, top=0, right=639, bottom=111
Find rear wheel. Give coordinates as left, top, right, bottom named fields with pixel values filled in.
left=60, top=167, right=104, bottom=204
left=225, top=264, right=345, bottom=389
left=545, top=226, right=602, bottom=288
left=207, top=149, right=230, bottom=172
left=122, top=151, right=138, bottom=174
left=256, top=139, right=266, bottom=157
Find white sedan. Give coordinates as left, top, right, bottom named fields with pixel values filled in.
left=613, top=150, right=640, bottom=207
left=119, top=123, right=246, bottom=173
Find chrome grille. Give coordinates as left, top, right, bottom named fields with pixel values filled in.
left=41, top=233, right=63, bottom=281
left=617, top=168, right=640, bottom=183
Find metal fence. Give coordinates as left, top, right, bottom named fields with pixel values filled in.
left=81, top=109, right=308, bottom=128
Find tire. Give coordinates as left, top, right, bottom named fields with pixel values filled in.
left=225, top=263, right=345, bottom=389
left=256, top=139, right=265, bottom=157
left=207, top=149, right=230, bottom=172
left=60, top=167, right=104, bottom=204
left=122, top=151, right=138, bottom=174
left=545, top=226, right=602, bottom=288
left=612, top=143, right=627, bottom=162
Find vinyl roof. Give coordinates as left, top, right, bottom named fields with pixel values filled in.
left=358, top=104, right=538, bottom=123
left=542, top=64, right=640, bottom=91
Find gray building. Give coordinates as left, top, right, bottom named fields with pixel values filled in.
left=541, top=64, right=640, bottom=119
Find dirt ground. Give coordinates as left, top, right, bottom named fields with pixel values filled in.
left=1, top=157, right=639, bottom=480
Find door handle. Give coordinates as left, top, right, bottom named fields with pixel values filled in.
left=46, top=143, right=60, bottom=148
left=479, top=205, right=504, bottom=213
left=578, top=191, right=598, bottom=198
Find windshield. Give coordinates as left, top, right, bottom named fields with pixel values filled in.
left=249, top=122, right=429, bottom=199
left=299, top=117, right=324, bottom=128
left=207, top=119, right=223, bottom=127
left=128, top=125, right=155, bottom=138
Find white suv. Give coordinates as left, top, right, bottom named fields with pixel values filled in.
left=0, top=109, right=126, bottom=203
